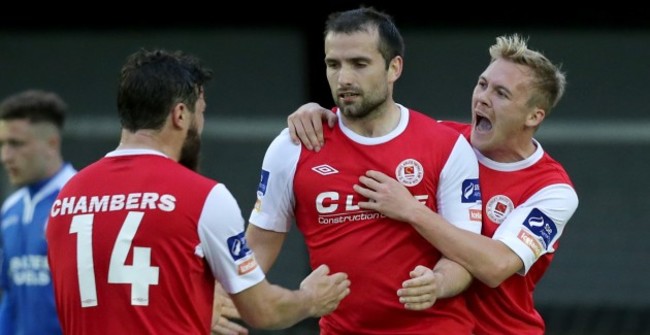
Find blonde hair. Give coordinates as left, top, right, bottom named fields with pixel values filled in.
left=489, top=34, right=566, bottom=116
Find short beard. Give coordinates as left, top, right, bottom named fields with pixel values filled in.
left=337, top=95, right=385, bottom=121
left=179, top=126, right=201, bottom=172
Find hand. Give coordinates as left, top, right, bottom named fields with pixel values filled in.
left=397, top=265, right=440, bottom=310
left=299, top=264, right=351, bottom=317
left=212, top=282, right=249, bottom=335
left=287, top=102, right=337, bottom=152
left=353, top=170, right=422, bottom=222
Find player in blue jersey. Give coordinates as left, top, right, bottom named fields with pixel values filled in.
left=0, top=89, right=77, bottom=335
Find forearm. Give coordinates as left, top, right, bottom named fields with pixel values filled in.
left=245, top=224, right=285, bottom=273
left=408, top=205, right=520, bottom=287
left=233, top=281, right=314, bottom=330
left=431, top=257, right=472, bottom=298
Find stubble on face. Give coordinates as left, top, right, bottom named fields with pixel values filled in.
left=178, top=121, right=201, bottom=172
left=336, top=92, right=386, bottom=121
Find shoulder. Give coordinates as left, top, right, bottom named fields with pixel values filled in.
left=438, top=120, right=471, bottom=137
left=537, top=151, right=576, bottom=187
left=264, top=128, right=302, bottom=158
left=1, top=188, right=27, bottom=213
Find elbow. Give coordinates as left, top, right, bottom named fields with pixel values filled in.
left=481, top=275, right=505, bottom=289
left=474, top=244, right=522, bottom=288
left=474, top=262, right=513, bottom=288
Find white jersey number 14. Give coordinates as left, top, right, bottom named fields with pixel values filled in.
left=69, top=212, right=160, bottom=307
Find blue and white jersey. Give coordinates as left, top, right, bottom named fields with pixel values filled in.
left=0, top=163, right=76, bottom=335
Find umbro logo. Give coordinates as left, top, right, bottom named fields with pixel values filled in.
left=312, top=164, right=339, bottom=176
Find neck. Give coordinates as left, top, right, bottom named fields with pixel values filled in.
left=484, top=139, right=537, bottom=163
left=342, top=102, right=401, bottom=137
left=116, top=129, right=180, bottom=161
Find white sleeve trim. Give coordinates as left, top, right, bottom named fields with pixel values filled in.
left=437, top=135, right=482, bottom=234
left=248, top=128, right=300, bottom=233
left=494, top=183, right=579, bottom=275
left=198, top=183, right=265, bottom=294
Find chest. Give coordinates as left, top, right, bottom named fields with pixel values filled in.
left=293, top=132, right=452, bottom=215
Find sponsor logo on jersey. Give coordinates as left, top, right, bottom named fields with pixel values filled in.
left=461, top=179, right=481, bottom=203
left=486, top=195, right=514, bottom=224
left=238, top=258, right=258, bottom=275
left=469, top=208, right=482, bottom=222
left=311, top=164, right=339, bottom=176
left=522, top=208, right=557, bottom=250
left=517, top=229, right=543, bottom=258
left=315, top=191, right=385, bottom=224
left=395, top=159, right=424, bottom=186
left=257, top=169, right=270, bottom=197
left=9, top=255, right=51, bottom=286
left=227, top=231, right=252, bottom=261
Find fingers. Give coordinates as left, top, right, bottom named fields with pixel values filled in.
left=324, top=274, right=351, bottom=316
left=366, top=170, right=391, bottom=182
left=409, top=265, right=430, bottom=278
left=304, top=264, right=350, bottom=317
left=312, top=263, right=330, bottom=275
left=211, top=315, right=249, bottom=335
left=397, top=265, right=437, bottom=310
left=288, top=115, right=313, bottom=149
left=220, top=302, right=241, bottom=319
left=286, top=103, right=331, bottom=152
left=401, top=298, right=435, bottom=311
left=287, top=114, right=301, bottom=145
left=309, top=112, right=325, bottom=151
left=325, top=109, right=337, bottom=128
left=397, top=282, right=436, bottom=310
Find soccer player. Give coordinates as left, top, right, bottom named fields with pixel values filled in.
left=45, top=48, right=350, bottom=335
left=246, top=7, right=482, bottom=335
left=0, top=89, right=76, bottom=335
left=287, top=34, right=579, bottom=335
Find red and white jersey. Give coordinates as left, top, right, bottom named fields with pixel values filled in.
left=46, top=149, right=265, bottom=335
left=442, top=121, right=579, bottom=335
left=250, top=106, right=482, bottom=334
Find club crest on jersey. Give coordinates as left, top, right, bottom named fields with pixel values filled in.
left=522, top=208, right=557, bottom=249
left=486, top=195, right=514, bottom=224
left=257, top=169, right=270, bottom=197
left=227, top=231, right=253, bottom=261
left=395, top=159, right=424, bottom=187
left=461, top=179, right=481, bottom=203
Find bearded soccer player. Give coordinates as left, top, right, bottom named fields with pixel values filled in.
left=246, top=7, right=482, bottom=335
left=287, top=34, right=579, bottom=335
left=46, top=48, right=350, bottom=335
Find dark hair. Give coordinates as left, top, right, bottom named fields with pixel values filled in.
left=117, top=48, right=213, bottom=132
left=324, top=6, right=404, bottom=68
left=0, top=89, right=66, bottom=130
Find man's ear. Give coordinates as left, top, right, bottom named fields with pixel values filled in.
left=47, top=133, right=61, bottom=151
left=526, top=107, right=545, bottom=127
left=170, top=102, right=187, bottom=129
left=388, top=55, right=403, bottom=83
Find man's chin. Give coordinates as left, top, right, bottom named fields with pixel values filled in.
left=470, top=131, right=491, bottom=148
